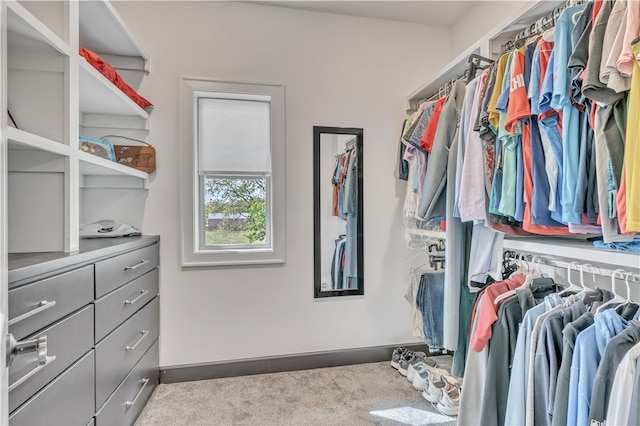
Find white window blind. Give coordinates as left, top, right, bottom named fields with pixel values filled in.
left=197, top=95, right=272, bottom=175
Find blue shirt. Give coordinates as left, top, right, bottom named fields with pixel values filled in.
left=504, top=295, right=564, bottom=426
left=566, top=309, right=628, bottom=426
left=552, top=5, right=586, bottom=225
left=497, top=53, right=518, bottom=218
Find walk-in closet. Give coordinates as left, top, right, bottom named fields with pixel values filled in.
left=0, top=1, right=638, bottom=425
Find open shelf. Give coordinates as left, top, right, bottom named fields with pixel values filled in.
left=79, top=60, right=150, bottom=130
left=503, top=237, right=640, bottom=271
left=78, top=60, right=149, bottom=117
left=7, top=128, right=71, bottom=157
left=78, top=0, right=148, bottom=64
left=79, top=151, right=148, bottom=189
left=79, top=0, right=149, bottom=88
left=7, top=1, right=71, bottom=56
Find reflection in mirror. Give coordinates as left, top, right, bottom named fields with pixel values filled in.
left=314, top=126, right=363, bottom=298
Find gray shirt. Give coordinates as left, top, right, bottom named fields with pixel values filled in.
left=551, top=311, right=595, bottom=426
left=583, top=0, right=624, bottom=105
left=480, top=285, right=555, bottom=426
left=417, top=80, right=466, bottom=221
left=589, top=320, right=640, bottom=423
left=533, top=300, right=588, bottom=426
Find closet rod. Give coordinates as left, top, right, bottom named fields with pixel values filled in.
left=500, top=0, right=589, bottom=53
left=516, top=253, right=640, bottom=282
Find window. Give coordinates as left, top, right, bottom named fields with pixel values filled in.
left=180, top=79, right=285, bottom=266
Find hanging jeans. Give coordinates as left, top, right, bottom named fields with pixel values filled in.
left=416, top=272, right=445, bottom=351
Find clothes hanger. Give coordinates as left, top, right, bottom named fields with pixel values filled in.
left=577, top=263, right=594, bottom=296
left=558, top=261, right=582, bottom=296
left=510, top=254, right=529, bottom=278
left=595, top=269, right=627, bottom=314
left=624, top=272, right=634, bottom=304
left=494, top=255, right=538, bottom=305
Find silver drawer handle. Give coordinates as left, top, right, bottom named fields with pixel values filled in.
left=125, top=330, right=149, bottom=351
left=126, top=378, right=150, bottom=409
left=9, top=300, right=56, bottom=326
left=9, top=355, right=56, bottom=392
left=124, top=289, right=149, bottom=305
left=124, top=259, right=149, bottom=271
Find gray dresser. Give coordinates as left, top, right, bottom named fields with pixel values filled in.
left=7, top=236, right=160, bottom=426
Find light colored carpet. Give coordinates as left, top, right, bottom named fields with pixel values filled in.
left=136, top=358, right=457, bottom=426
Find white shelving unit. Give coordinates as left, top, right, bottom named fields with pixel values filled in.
left=2, top=0, right=152, bottom=253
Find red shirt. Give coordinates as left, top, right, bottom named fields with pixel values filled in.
left=419, top=96, right=446, bottom=152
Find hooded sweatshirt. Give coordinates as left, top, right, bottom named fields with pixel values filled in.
left=566, top=309, right=628, bottom=426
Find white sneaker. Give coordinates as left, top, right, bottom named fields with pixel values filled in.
left=434, top=382, right=461, bottom=416
left=422, top=374, right=449, bottom=403
left=412, top=364, right=448, bottom=392
left=407, top=357, right=438, bottom=383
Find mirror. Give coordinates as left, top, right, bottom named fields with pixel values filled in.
left=313, top=126, right=364, bottom=298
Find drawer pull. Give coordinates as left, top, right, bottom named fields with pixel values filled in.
left=124, top=259, right=150, bottom=271
left=124, top=289, right=149, bottom=305
left=126, top=378, right=150, bottom=409
left=9, top=355, right=56, bottom=392
left=125, top=330, right=149, bottom=351
left=9, top=300, right=56, bottom=326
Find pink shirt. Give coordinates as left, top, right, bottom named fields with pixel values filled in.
left=470, top=274, right=527, bottom=352
left=617, top=1, right=640, bottom=76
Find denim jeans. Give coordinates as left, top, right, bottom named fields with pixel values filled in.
left=416, top=272, right=445, bottom=351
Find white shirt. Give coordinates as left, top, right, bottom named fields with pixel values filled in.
left=606, top=341, right=640, bottom=425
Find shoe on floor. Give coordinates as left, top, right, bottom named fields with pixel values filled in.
left=390, top=347, right=408, bottom=370
left=406, top=354, right=438, bottom=383
left=434, top=381, right=461, bottom=416
left=398, top=351, right=426, bottom=377
left=422, top=374, right=450, bottom=403
left=412, top=364, right=448, bottom=392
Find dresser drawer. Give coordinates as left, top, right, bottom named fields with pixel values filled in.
left=95, top=297, right=159, bottom=410
left=95, top=244, right=159, bottom=298
left=9, top=305, right=94, bottom=413
left=96, top=340, right=159, bottom=426
left=9, top=265, right=94, bottom=340
left=95, top=269, right=158, bottom=343
left=9, top=350, right=95, bottom=426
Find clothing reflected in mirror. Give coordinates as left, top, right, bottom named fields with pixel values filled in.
left=314, top=126, right=363, bottom=298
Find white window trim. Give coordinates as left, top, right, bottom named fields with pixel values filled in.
left=180, top=78, right=286, bottom=267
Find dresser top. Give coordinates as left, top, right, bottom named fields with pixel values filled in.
left=9, top=235, right=160, bottom=286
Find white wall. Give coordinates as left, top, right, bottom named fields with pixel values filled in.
left=449, top=0, right=529, bottom=57
left=112, top=1, right=451, bottom=367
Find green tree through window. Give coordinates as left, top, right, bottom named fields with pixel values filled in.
left=204, top=177, right=267, bottom=245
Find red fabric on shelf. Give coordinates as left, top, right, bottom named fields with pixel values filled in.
left=79, top=47, right=153, bottom=109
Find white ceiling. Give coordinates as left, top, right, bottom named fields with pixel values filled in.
left=246, top=1, right=479, bottom=27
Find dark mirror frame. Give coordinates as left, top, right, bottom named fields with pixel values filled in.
left=313, top=126, right=364, bottom=298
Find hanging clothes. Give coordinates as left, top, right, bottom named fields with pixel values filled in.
left=330, top=144, right=358, bottom=289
